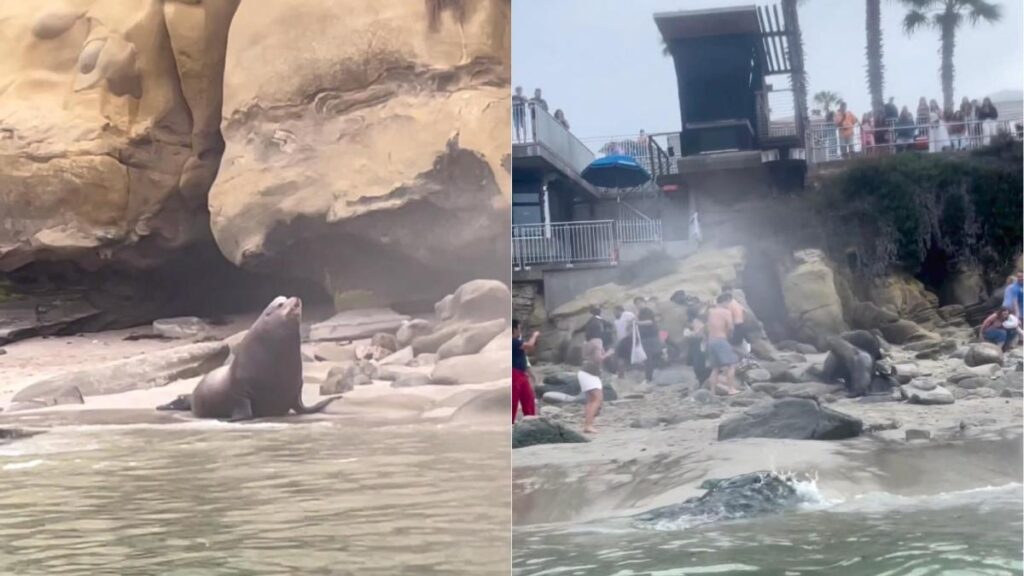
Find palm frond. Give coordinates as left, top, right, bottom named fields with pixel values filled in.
left=902, top=10, right=931, bottom=33
left=964, top=0, right=1002, bottom=24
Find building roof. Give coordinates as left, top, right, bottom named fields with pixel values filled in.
left=654, top=5, right=761, bottom=41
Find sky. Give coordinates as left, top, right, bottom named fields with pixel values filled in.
left=512, top=0, right=1024, bottom=142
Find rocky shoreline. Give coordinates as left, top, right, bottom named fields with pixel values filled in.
left=512, top=246, right=1023, bottom=526
left=0, top=280, right=512, bottom=431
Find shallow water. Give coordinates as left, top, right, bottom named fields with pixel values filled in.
left=513, top=484, right=1023, bottom=575
left=0, top=420, right=510, bottom=575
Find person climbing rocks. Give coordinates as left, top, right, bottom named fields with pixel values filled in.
left=512, top=319, right=539, bottom=422
left=705, top=293, right=741, bottom=395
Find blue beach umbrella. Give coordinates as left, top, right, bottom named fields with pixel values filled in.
left=581, top=154, right=651, bottom=189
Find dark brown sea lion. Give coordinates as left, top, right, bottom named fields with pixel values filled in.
left=159, top=296, right=340, bottom=420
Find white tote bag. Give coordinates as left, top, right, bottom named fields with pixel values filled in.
left=630, top=321, right=648, bottom=365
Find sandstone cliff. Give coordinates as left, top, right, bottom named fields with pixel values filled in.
left=0, top=0, right=510, bottom=312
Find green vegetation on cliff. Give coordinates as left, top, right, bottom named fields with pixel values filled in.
left=819, top=139, right=1022, bottom=279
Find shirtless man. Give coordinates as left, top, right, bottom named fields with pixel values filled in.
left=722, top=292, right=749, bottom=350
left=705, top=293, right=741, bottom=395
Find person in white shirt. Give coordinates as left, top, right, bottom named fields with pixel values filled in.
left=612, top=305, right=636, bottom=378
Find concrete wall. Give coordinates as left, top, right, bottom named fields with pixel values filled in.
left=542, top=266, right=620, bottom=312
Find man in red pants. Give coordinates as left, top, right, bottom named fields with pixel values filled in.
left=512, top=319, right=539, bottom=422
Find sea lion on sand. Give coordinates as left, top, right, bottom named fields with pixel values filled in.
left=160, top=296, right=340, bottom=420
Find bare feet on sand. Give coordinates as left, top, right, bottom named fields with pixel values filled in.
left=584, top=427, right=598, bottom=434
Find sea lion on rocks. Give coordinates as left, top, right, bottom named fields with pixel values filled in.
left=160, top=296, right=340, bottom=420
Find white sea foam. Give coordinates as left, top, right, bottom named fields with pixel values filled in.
left=2, top=459, right=45, bottom=471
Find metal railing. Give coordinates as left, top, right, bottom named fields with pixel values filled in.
left=756, top=88, right=800, bottom=141
left=512, top=100, right=595, bottom=174
left=513, top=220, right=617, bottom=268
left=580, top=132, right=680, bottom=181
left=616, top=218, right=663, bottom=244
left=806, top=116, right=1023, bottom=164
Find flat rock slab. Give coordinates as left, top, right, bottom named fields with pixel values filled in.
left=11, top=342, right=228, bottom=403
left=431, top=351, right=510, bottom=385
left=308, top=308, right=410, bottom=342
left=718, top=397, right=863, bottom=441
left=153, top=316, right=212, bottom=339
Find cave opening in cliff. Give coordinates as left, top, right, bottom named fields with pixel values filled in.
left=916, top=244, right=953, bottom=305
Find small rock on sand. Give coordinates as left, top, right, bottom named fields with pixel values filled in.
left=901, top=380, right=955, bottom=405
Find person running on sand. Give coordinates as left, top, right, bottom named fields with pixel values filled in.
left=512, top=319, right=539, bottom=422
left=705, top=294, right=741, bottom=395
left=579, top=342, right=614, bottom=434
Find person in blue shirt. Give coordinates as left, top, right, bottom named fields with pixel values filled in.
left=1002, top=272, right=1023, bottom=318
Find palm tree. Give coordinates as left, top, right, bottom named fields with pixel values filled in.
left=900, top=0, right=1002, bottom=112
left=866, top=0, right=885, bottom=114
left=814, top=90, right=841, bottom=114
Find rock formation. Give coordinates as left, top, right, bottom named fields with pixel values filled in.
left=1, top=0, right=511, bottom=313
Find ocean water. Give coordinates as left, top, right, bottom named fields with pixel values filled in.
left=513, top=483, right=1023, bottom=575
left=0, top=420, right=510, bottom=575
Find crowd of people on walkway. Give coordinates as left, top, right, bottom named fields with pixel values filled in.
left=811, top=95, right=1020, bottom=161
left=512, top=289, right=759, bottom=433
left=512, top=86, right=571, bottom=141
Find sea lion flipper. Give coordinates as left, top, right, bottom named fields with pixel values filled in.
left=227, top=398, right=253, bottom=422
left=293, top=396, right=341, bottom=415
left=156, top=394, right=192, bottom=412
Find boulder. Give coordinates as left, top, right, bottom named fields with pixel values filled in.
left=900, top=380, right=955, bottom=405
left=396, top=319, right=433, bottom=348
left=780, top=250, right=847, bottom=347
left=878, top=319, right=936, bottom=345
left=964, top=343, right=1004, bottom=367
left=717, top=398, right=863, bottom=441
left=513, top=417, right=589, bottom=448
left=207, top=3, right=510, bottom=308
left=321, top=361, right=378, bottom=394
left=308, top=309, right=410, bottom=342
left=742, top=368, right=772, bottom=384
left=371, top=333, right=398, bottom=353
left=436, top=318, right=508, bottom=360
left=11, top=342, right=228, bottom=402
left=0, top=0, right=239, bottom=271
left=430, top=351, right=511, bottom=385
left=6, top=384, right=85, bottom=412
left=435, top=280, right=512, bottom=324
left=379, top=346, right=415, bottom=366
left=777, top=340, right=819, bottom=355
left=848, top=301, right=900, bottom=331
left=153, top=317, right=212, bottom=339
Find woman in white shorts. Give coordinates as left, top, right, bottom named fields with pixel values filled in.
left=578, top=361, right=603, bottom=434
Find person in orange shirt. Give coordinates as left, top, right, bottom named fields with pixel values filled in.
left=834, top=100, right=859, bottom=158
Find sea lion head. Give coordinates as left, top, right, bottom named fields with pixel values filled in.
left=252, top=296, right=303, bottom=336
